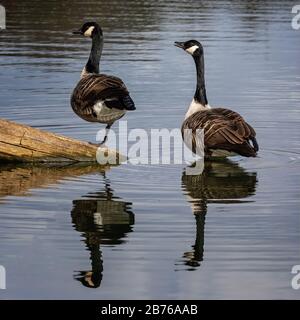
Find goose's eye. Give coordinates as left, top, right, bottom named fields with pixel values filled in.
left=83, top=26, right=95, bottom=37
left=185, top=45, right=199, bottom=54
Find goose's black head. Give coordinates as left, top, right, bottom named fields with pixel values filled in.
left=73, top=22, right=103, bottom=38
left=174, top=40, right=203, bottom=56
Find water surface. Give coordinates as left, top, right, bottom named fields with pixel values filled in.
left=0, top=0, right=299, bottom=299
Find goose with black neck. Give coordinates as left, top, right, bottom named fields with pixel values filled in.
left=175, top=40, right=259, bottom=158
left=71, top=22, right=136, bottom=146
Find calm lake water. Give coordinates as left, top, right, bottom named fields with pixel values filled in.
left=0, top=0, right=300, bottom=299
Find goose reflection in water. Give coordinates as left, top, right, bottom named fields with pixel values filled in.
left=71, top=173, right=134, bottom=288
left=181, top=159, right=257, bottom=270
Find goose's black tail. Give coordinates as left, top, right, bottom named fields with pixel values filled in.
left=122, top=95, right=136, bottom=110
left=251, top=136, right=259, bottom=152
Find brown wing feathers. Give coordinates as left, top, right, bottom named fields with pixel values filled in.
left=71, top=74, right=135, bottom=121
left=182, top=108, right=258, bottom=157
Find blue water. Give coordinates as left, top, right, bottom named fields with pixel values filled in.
left=0, top=0, right=299, bottom=299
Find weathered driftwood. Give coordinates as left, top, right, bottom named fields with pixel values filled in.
left=0, top=118, right=122, bottom=163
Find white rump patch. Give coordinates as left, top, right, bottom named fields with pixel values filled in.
left=93, top=101, right=125, bottom=123
left=186, top=45, right=199, bottom=55
left=84, top=26, right=95, bottom=37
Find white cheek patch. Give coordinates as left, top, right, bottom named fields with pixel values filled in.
left=84, top=26, right=95, bottom=37
left=185, top=45, right=199, bottom=54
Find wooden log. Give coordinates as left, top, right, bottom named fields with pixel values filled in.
left=0, top=118, right=123, bottom=163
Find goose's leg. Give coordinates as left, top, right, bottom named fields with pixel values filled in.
left=99, top=123, right=112, bottom=145
left=89, top=123, right=112, bottom=147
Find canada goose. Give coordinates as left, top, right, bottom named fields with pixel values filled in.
left=181, top=160, right=257, bottom=268
left=71, top=172, right=134, bottom=288
left=174, top=40, right=259, bottom=158
left=71, top=22, right=135, bottom=145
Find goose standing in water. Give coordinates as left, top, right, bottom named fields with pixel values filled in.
left=71, top=22, right=135, bottom=145
left=174, top=40, right=259, bottom=158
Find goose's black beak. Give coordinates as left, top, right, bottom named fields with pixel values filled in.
left=72, top=30, right=83, bottom=35
left=174, top=41, right=185, bottom=49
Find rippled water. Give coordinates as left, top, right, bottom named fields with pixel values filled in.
left=0, top=0, right=300, bottom=299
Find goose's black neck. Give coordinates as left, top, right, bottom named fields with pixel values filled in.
left=85, top=29, right=103, bottom=74
left=193, top=53, right=208, bottom=105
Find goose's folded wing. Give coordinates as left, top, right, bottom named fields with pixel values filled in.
left=182, top=108, right=256, bottom=149
left=213, top=108, right=256, bottom=138
left=71, top=74, right=135, bottom=113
